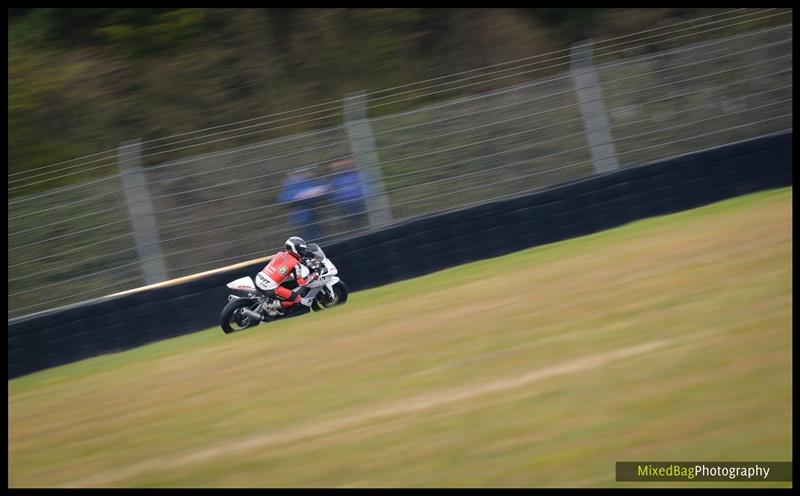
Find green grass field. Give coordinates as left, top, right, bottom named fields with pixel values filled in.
left=8, top=187, right=792, bottom=488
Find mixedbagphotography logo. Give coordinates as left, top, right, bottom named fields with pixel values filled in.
left=616, top=462, right=792, bottom=482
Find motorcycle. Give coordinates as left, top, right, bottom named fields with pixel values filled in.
left=219, top=246, right=348, bottom=334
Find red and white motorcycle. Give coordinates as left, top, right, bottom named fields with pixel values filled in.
left=219, top=245, right=348, bottom=334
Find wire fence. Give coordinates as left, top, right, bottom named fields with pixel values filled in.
left=7, top=8, right=786, bottom=188
left=7, top=12, right=793, bottom=319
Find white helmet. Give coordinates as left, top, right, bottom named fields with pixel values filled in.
left=284, top=236, right=308, bottom=258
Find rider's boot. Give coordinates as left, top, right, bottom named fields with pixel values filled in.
left=278, top=299, right=310, bottom=317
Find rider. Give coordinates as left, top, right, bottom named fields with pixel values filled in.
left=255, top=236, right=321, bottom=315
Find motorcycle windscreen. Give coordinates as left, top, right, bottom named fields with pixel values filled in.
left=310, top=245, right=325, bottom=260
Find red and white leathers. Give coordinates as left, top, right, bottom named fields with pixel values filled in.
left=255, top=250, right=317, bottom=310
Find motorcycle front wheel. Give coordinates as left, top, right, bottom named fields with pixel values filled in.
left=220, top=298, right=262, bottom=334
left=311, top=281, right=349, bottom=311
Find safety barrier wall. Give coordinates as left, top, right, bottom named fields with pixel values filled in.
left=8, top=131, right=792, bottom=379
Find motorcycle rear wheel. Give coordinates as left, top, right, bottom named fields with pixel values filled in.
left=220, top=298, right=261, bottom=334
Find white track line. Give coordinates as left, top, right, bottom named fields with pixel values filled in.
left=63, top=339, right=669, bottom=487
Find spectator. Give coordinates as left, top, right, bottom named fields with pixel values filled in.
left=277, top=166, right=329, bottom=241
left=328, top=156, right=369, bottom=228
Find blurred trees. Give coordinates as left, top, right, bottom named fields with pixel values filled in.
left=8, top=8, right=777, bottom=189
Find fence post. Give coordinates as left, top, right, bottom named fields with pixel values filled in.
left=118, top=140, right=169, bottom=285
left=571, top=40, right=619, bottom=173
left=343, top=91, right=393, bottom=227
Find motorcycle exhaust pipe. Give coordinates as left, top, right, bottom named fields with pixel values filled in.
left=241, top=308, right=264, bottom=321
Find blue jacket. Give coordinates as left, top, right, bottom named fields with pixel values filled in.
left=329, top=170, right=367, bottom=204
left=278, top=176, right=326, bottom=225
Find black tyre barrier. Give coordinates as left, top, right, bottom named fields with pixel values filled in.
left=8, top=131, right=792, bottom=379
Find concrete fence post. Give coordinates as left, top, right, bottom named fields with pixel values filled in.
left=118, top=140, right=169, bottom=285
left=571, top=40, right=620, bottom=173
left=343, top=91, right=393, bottom=227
